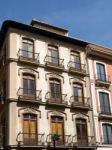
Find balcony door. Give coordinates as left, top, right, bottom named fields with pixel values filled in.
left=76, top=119, right=88, bottom=146
left=99, top=92, right=110, bottom=114
left=23, top=74, right=36, bottom=99
left=23, top=114, right=37, bottom=145
left=73, top=83, right=83, bottom=103
left=96, top=63, right=106, bottom=81
left=103, top=124, right=112, bottom=144
left=50, top=79, right=62, bottom=103
left=48, top=45, right=59, bottom=65
left=51, top=116, right=64, bottom=145
left=71, top=51, right=81, bottom=69
left=22, top=39, right=34, bottom=59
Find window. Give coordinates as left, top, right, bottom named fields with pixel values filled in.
left=96, top=63, right=106, bottom=81
left=99, top=92, right=110, bottom=114
left=23, top=114, right=37, bottom=145
left=51, top=116, right=64, bottom=145
left=50, top=79, right=62, bottom=102
left=23, top=74, right=36, bottom=97
left=76, top=119, right=88, bottom=145
left=48, top=45, right=59, bottom=65
left=71, top=51, right=81, bottom=69
left=73, top=83, right=83, bottom=102
left=103, top=124, right=112, bottom=144
left=22, top=39, right=34, bottom=59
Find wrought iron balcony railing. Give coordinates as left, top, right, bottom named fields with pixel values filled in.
left=17, top=88, right=41, bottom=102
left=70, top=96, right=90, bottom=109
left=44, top=55, right=64, bottom=69
left=72, top=135, right=95, bottom=147
left=46, top=134, right=72, bottom=146
left=45, top=92, right=67, bottom=106
left=68, top=61, right=86, bottom=74
left=96, top=73, right=111, bottom=85
left=18, top=49, right=39, bottom=63
left=16, top=132, right=44, bottom=146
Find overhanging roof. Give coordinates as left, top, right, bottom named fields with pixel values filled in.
left=0, top=20, right=88, bottom=50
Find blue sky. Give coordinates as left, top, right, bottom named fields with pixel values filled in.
left=0, top=0, right=112, bottom=48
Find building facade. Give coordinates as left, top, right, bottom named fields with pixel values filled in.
left=88, top=44, right=112, bottom=150
left=1, top=19, right=112, bottom=150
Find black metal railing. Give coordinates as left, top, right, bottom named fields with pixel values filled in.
left=16, top=132, right=44, bottom=146
left=45, top=92, right=67, bottom=105
left=99, top=106, right=111, bottom=115
left=70, top=96, right=90, bottom=108
left=44, top=55, right=64, bottom=68
left=72, top=135, right=95, bottom=146
left=18, top=49, right=39, bottom=63
left=46, top=134, right=72, bottom=146
left=96, top=73, right=110, bottom=83
left=17, top=88, right=41, bottom=101
left=68, top=61, right=86, bottom=73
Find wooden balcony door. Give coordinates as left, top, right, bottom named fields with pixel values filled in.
left=23, top=114, right=37, bottom=145
left=76, top=119, right=88, bottom=146
left=51, top=116, right=64, bottom=145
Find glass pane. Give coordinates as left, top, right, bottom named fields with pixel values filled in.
left=28, top=44, right=33, bottom=58
left=77, top=124, right=81, bottom=139
left=51, top=50, right=58, bottom=64
left=75, top=57, right=81, bottom=69
left=55, top=84, right=61, bottom=98
left=99, top=93, right=105, bottom=113
left=23, top=79, right=28, bottom=95
left=96, top=63, right=106, bottom=81
left=104, top=94, right=110, bottom=113
left=107, top=126, right=112, bottom=144
left=103, top=125, right=108, bottom=143
left=29, top=80, right=35, bottom=95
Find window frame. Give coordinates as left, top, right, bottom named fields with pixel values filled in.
left=22, top=74, right=36, bottom=97
left=102, top=123, right=112, bottom=144
left=49, top=78, right=62, bottom=99
left=22, top=38, right=34, bottom=59
left=48, top=45, right=59, bottom=65
left=99, top=92, right=111, bottom=114
left=96, top=62, right=106, bottom=81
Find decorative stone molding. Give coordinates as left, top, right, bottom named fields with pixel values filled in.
left=18, top=67, right=39, bottom=78
left=47, top=110, right=67, bottom=120
left=45, top=72, right=64, bottom=83
left=18, top=107, right=41, bottom=118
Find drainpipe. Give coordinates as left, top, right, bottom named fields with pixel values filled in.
left=86, top=47, right=97, bottom=150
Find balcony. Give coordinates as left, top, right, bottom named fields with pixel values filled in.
left=17, top=88, right=42, bottom=104
left=68, top=61, right=86, bottom=76
left=44, top=55, right=64, bottom=71
left=95, top=74, right=111, bottom=87
left=70, top=96, right=91, bottom=110
left=45, top=92, right=67, bottom=107
left=16, top=132, right=45, bottom=146
left=46, top=134, right=72, bottom=147
left=18, top=49, right=39, bottom=65
left=98, top=110, right=112, bottom=120
left=72, top=135, right=96, bottom=148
